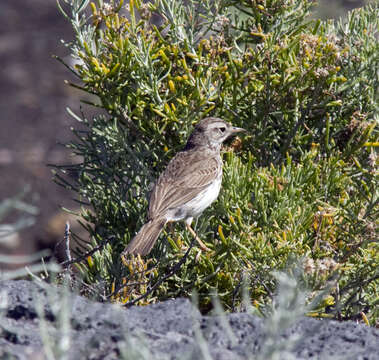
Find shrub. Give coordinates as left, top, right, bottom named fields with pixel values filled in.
left=54, top=0, right=378, bottom=323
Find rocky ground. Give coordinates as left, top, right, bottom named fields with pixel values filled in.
left=0, top=280, right=378, bottom=360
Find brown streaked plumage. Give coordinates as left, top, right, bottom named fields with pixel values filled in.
left=122, top=117, right=245, bottom=256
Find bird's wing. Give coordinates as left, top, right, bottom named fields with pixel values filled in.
left=148, top=151, right=221, bottom=219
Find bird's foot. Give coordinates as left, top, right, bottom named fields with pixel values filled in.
left=196, top=238, right=211, bottom=252
left=186, top=224, right=211, bottom=252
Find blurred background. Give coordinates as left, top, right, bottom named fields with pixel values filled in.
left=0, top=0, right=81, bottom=267
left=0, top=0, right=366, bottom=269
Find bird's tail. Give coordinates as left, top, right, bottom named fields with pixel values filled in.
left=122, top=218, right=166, bottom=256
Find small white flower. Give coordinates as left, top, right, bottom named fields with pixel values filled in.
left=102, top=2, right=114, bottom=14
left=215, top=15, right=230, bottom=28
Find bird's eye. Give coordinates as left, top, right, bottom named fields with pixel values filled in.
left=219, top=127, right=226, bottom=133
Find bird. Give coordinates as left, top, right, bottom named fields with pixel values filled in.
left=122, top=117, right=245, bottom=257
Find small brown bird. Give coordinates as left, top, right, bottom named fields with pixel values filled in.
left=122, top=117, right=245, bottom=256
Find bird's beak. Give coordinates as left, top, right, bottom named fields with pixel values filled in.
left=230, top=126, right=247, bottom=134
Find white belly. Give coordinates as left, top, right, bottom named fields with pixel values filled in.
left=181, top=175, right=222, bottom=220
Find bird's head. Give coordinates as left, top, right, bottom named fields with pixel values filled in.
left=185, top=117, right=246, bottom=150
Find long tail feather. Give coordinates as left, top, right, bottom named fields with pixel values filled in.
left=123, top=218, right=166, bottom=256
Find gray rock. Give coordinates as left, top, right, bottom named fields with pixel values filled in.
left=0, top=280, right=378, bottom=359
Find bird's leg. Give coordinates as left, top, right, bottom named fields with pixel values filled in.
left=185, top=223, right=211, bottom=252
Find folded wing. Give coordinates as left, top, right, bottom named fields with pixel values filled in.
left=148, top=151, right=221, bottom=219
